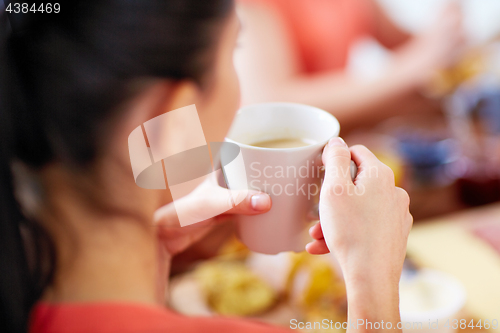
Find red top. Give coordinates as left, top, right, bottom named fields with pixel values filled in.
left=240, top=0, right=375, bottom=73
left=29, top=302, right=292, bottom=333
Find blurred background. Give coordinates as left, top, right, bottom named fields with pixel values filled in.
left=168, top=0, right=500, bottom=332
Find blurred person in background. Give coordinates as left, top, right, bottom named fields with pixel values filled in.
left=0, top=1, right=411, bottom=333
left=236, top=0, right=465, bottom=133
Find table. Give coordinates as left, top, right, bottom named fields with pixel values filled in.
left=407, top=203, right=500, bottom=332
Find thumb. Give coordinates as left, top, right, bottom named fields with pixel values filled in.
left=154, top=179, right=271, bottom=227
left=186, top=183, right=271, bottom=217
left=322, top=137, right=353, bottom=185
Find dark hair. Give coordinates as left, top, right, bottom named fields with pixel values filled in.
left=0, top=1, right=233, bottom=332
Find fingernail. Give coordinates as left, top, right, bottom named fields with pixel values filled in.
left=328, top=137, right=347, bottom=147
left=314, top=153, right=323, bottom=166
left=251, top=193, right=270, bottom=211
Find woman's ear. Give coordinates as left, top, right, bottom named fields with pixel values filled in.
left=108, top=79, right=204, bottom=208
left=119, top=80, right=200, bottom=140
left=146, top=81, right=205, bottom=154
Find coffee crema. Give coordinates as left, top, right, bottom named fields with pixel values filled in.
left=250, top=137, right=315, bottom=149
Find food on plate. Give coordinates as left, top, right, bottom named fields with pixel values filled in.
left=194, top=260, right=277, bottom=316
left=288, top=253, right=346, bottom=310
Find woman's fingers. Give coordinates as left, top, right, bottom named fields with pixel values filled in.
left=309, top=222, right=324, bottom=240
left=322, top=137, right=353, bottom=186
left=349, top=144, right=379, bottom=165
left=224, top=191, right=272, bottom=215
left=153, top=182, right=271, bottom=255
left=350, top=144, right=395, bottom=186
left=154, top=203, right=180, bottom=228
left=154, top=180, right=272, bottom=228
left=306, top=239, right=330, bottom=255
left=349, top=145, right=382, bottom=176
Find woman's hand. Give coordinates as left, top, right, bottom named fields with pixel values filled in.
left=307, top=137, right=412, bottom=331
left=154, top=173, right=271, bottom=256
left=307, top=139, right=412, bottom=281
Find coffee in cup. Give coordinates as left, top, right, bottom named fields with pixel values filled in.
left=225, top=102, right=341, bottom=254
left=250, top=137, right=316, bottom=149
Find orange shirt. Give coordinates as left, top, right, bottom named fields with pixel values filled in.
left=241, top=0, right=375, bottom=73
left=30, top=302, right=292, bottom=333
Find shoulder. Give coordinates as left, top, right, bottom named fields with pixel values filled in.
left=30, top=302, right=291, bottom=333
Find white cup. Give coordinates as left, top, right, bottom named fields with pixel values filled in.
left=399, top=269, right=467, bottom=333
left=225, top=103, right=340, bottom=254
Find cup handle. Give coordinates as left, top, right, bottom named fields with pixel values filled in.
left=350, top=160, right=358, bottom=181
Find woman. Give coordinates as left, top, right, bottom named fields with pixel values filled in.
left=0, top=1, right=412, bottom=333
left=235, top=0, right=464, bottom=132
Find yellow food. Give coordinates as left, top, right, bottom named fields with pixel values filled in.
left=290, top=254, right=346, bottom=309
left=428, top=52, right=485, bottom=96
left=216, top=235, right=250, bottom=260
left=194, top=260, right=277, bottom=316
left=374, top=151, right=404, bottom=187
